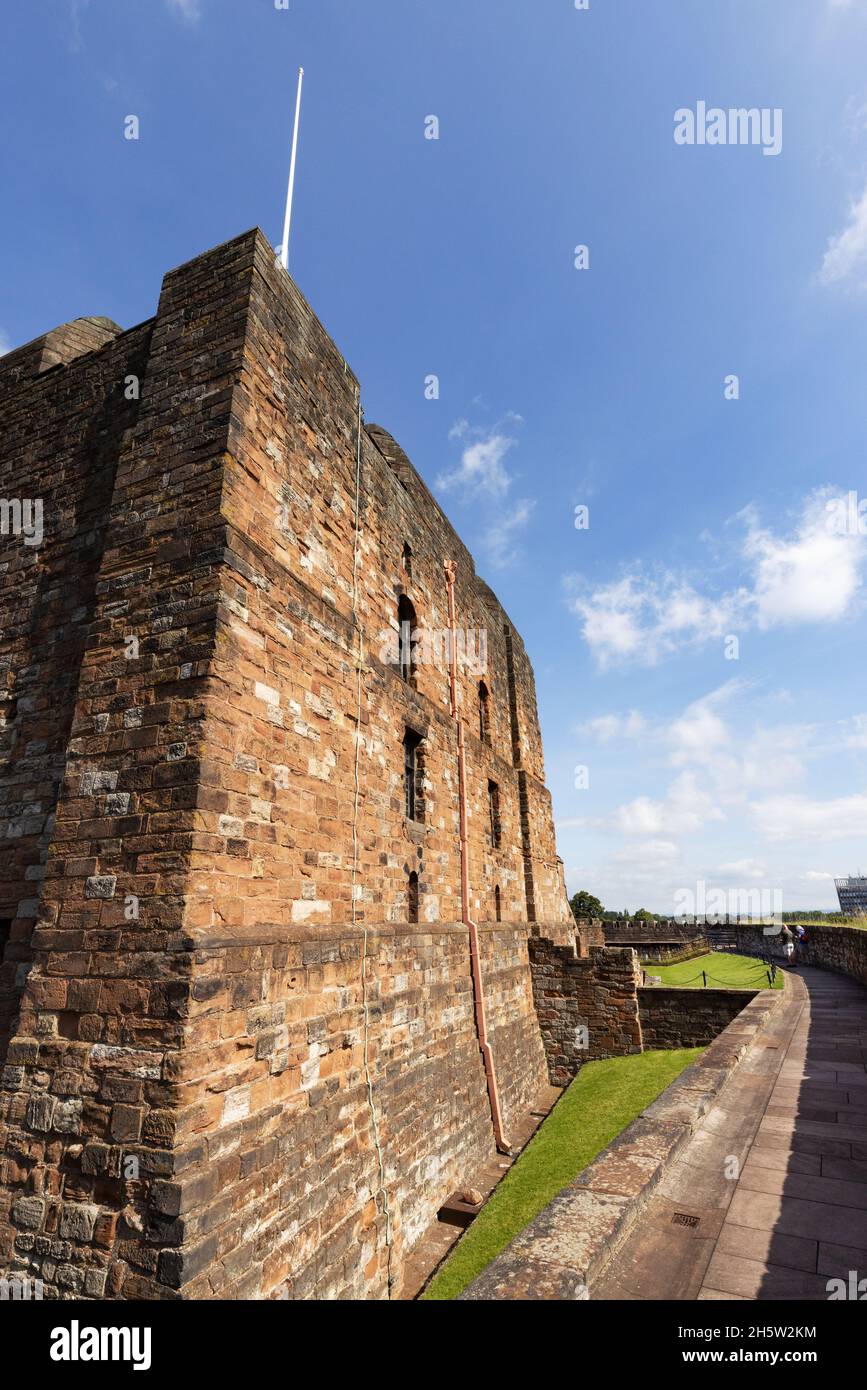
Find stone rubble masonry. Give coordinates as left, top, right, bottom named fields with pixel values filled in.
left=0, top=228, right=573, bottom=1300
left=637, top=987, right=759, bottom=1050
left=731, top=922, right=867, bottom=988
left=528, top=932, right=644, bottom=1086
left=601, top=919, right=709, bottom=957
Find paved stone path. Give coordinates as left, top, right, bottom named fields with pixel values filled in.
left=594, top=965, right=867, bottom=1300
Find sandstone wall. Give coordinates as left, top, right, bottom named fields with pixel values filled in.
left=0, top=317, right=152, bottom=1057
left=528, top=937, right=644, bottom=1085
left=0, top=229, right=568, bottom=1300
left=0, top=231, right=256, bottom=1299
left=601, top=920, right=708, bottom=951
left=638, top=987, right=757, bottom=1049
left=731, top=923, right=867, bottom=988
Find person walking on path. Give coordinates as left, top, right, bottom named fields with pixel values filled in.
left=781, top=923, right=795, bottom=966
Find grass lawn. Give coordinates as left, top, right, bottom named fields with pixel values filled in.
left=421, top=1047, right=702, bottom=1301
left=642, top=951, right=783, bottom=990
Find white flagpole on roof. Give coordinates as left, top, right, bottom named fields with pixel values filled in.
left=280, top=66, right=304, bottom=270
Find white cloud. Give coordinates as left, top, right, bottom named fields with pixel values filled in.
left=744, top=491, right=863, bottom=626
left=667, top=690, right=733, bottom=765
left=438, top=416, right=534, bottom=568
left=577, top=710, right=647, bottom=743
left=842, top=713, right=867, bottom=748
left=482, top=499, right=535, bottom=569
left=438, top=414, right=526, bottom=500
left=438, top=431, right=515, bottom=498
left=68, top=0, right=89, bottom=52
left=749, top=792, right=867, bottom=842
left=614, top=771, right=725, bottom=837
left=567, top=684, right=838, bottom=910
left=567, top=489, right=865, bottom=669
left=566, top=571, right=748, bottom=670
left=716, top=858, right=768, bottom=880
left=663, top=685, right=809, bottom=799
left=820, top=183, right=867, bottom=289
left=165, top=0, right=202, bottom=23
left=0, top=329, right=10, bottom=357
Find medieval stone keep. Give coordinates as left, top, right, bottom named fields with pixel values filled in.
left=0, top=229, right=575, bottom=1299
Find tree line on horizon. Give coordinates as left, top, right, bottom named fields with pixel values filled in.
left=568, top=891, right=861, bottom=926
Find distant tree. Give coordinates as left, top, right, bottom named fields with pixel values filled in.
left=569, top=890, right=605, bottom=921
left=633, top=908, right=656, bottom=922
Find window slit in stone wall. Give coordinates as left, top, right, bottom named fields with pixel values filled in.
left=494, top=885, right=502, bottom=923
left=402, top=542, right=413, bottom=581
left=488, top=779, right=501, bottom=850
left=404, top=729, right=422, bottom=822
left=503, top=625, right=521, bottom=768
left=0, top=697, right=18, bottom=728
left=478, top=680, right=490, bottom=745
left=408, top=872, right=419, bottom=924
left=398, top=594, right=417, bottom=686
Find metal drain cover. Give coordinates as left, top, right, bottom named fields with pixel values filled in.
left=672, top=1212, right=701, bottom=1229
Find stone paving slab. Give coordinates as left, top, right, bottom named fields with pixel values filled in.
left=821, top=1154, right=867, bottom=1182
left=744, top=1146, right=820, bottom=1177
left=751, top=1129, right=853, bottom=1159
left=817, top=1239, right=867, bottom=1276
left=702, top=1251, right=832, bottom=1300
left=737, top=1159, right=867, bottom=1210
left=726, top=1188, right=867, bottom=1246
left=714, top=1222, right=818, bottom=1274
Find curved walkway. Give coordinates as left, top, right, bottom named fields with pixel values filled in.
left=594, top=965, right=867, bottom=1300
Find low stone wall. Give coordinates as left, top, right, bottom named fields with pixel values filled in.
left=639, top=937, right=710, bottom=964
left=730, top=923, right=867, bottom=989
left=638, top=987, right=757, bottom=1049
left=528, top=939, right=643, bottom=1085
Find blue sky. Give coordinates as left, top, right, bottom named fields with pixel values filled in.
left=2, top=0, right=866, bottom=914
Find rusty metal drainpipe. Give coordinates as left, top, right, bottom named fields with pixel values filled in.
left=444, top=559, right=511, bottom=1155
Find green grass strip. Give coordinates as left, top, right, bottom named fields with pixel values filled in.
left=422, top=1046, right=703, bottom=1301
left=642, top=951, right=783, bottom=991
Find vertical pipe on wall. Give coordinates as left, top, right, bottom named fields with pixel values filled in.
left=443, top=560, right=511, bottom=1155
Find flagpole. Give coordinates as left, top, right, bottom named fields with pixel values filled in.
left=280, top=66, right=304, bottom=270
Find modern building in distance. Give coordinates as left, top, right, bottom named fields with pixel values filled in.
left=835, top=876, right=867, bottom=917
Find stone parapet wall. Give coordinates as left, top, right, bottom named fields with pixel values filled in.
left=730, top=923, right=867, bottom=989
left=638, top=986, right=758, bottom=1050
left=529, top=937, right=644, bottom=1085
left=639, top=937, right=710, bottom=964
